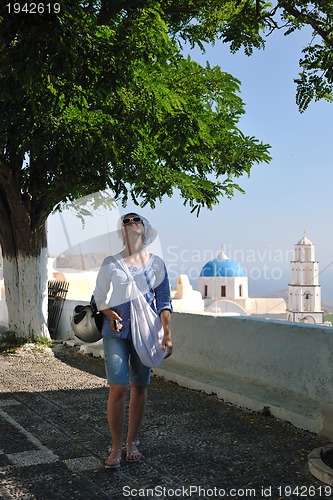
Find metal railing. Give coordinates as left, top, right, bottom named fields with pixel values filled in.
left=48, top=280, right=69, bottom=338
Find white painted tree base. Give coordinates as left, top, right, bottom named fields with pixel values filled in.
left=3, top=248, right=50, bottom=338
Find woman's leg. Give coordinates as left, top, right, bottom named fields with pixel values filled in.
left=126, top=383, right=147, bottom=461
left=126, top=383, right=148, bottom=446
left=126, top=344, right=150, bottom=461
left=107, top=384, right=128, bottom=448
left=103, top=337, right=131, bottom=467
left=105, top=384, right=128, bottom=467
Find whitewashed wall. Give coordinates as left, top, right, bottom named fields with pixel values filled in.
left=168, top=313, right=333, bottom=402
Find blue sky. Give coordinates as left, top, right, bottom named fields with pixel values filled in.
left=48, top=27, right=333, bottom=302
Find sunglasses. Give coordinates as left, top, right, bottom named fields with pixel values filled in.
left=122, top=216, right=143, bottom=226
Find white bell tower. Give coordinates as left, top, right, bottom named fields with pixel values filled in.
left=286, top=235, right=324, bottom=324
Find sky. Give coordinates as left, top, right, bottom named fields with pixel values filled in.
left=47, top=27, right=333, bottom=302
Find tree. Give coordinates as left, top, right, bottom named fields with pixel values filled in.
left=163, top=0, right=333, bottom=112
left=263, top=1, right=333, bottom=112
left=0, top=0, right=331, bottom=338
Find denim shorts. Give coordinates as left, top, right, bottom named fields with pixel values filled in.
left=103, top=336, right=151, bottom=386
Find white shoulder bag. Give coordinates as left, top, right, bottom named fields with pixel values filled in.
left=119, top=257, right=166, bottom=368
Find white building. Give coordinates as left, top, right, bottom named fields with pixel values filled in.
left=170, top=275, right=204, bottom=313
left=286, top=235, right=324, bottom=324
left=197, top=250, right=286, bottom=317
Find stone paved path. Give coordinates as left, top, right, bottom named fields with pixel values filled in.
left=0, top=344, right=330, bottom=499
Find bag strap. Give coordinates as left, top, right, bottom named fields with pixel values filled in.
left=116, top=253, right=153, bottom=292
left=117, top=255, right=157, bottom=314
left=116, top=254, right=133, bottom=280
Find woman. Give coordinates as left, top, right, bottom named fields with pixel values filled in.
left=93, top=213, right=173, bottom=468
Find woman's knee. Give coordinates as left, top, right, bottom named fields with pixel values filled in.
left=108, top=384, right=128, bottom=402
left=130, top=383, right=148, bottom=397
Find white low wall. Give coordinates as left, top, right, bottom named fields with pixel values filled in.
left=168, top=312, right=333, bottom=403
left=56, top=305, right=333, bottom=437
left=155, top=312, right=333, bottom=437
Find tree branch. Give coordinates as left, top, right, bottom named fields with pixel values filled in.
left=97, top=0, right=147, bottom=24
left=279, top=1, right=333, bottom=48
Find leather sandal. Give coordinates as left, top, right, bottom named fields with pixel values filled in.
left=105, top=447, right=122, bottom=469
left=126, top=441, right=142, bottom=463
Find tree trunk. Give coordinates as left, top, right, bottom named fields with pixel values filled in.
left=0, top=168, right=50, bottom=339
left=3, top=247, right=49, bottom=338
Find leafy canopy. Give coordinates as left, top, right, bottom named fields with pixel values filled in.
left=1, top=0, right=331, bottom=234
left=0, top=0, right=272, bottom=227
left=153, top=0, right=333, bottom=112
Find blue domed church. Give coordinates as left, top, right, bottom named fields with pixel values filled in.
left=198, top=250, right=249, bottom=315
left=200, top=254, right=246, bottom=279
left=197, top=249, right=287, bottom=317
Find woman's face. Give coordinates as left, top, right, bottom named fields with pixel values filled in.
left=121, top=213, right=145, bottom=241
